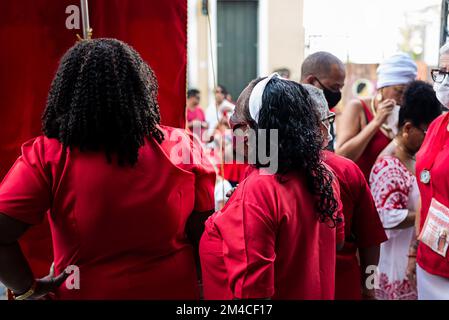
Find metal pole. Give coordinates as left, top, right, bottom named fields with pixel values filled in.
left=80, top=0, right=91, bottom=39
left=440, top=0, right=448, bottom=48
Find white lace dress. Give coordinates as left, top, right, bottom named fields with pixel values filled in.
left=370, top=156, right=418, bottom=300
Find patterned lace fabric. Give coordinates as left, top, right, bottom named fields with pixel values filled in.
left=370, top=156, right=418, bottom=300
left=376, top=273, right=417, bottom=300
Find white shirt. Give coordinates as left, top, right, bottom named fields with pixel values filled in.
left=205, top=99, right=235, bottom=136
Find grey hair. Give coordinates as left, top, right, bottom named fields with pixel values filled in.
left=441, top=42, right=449, bottom=56
left=302, top=84, right=329, bottom=120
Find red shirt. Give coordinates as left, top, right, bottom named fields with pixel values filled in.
left=187, top=107, right=206, bottom=123
left=324, top=151, right=387, bottom=299
left=356, top=100, right=391, bottom=181
left=0, top=126, right=215, bottom=299
left=416, top=113, right=449, bottom=278
left=200, top=167, right=344, bottom=300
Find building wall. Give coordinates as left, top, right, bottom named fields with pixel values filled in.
left=188, top=0, right=305, bottom=109
left=267, top=0, right=305, bottom=82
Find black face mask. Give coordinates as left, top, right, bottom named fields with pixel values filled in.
left=316, top=78, right=342, bottom=108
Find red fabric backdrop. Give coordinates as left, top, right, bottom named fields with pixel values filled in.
left=0, top=0, right=187, bottom=278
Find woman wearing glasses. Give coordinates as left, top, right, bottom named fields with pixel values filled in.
left=336, top=53, right=417, bottom=181
left=200, top=76, right=344, bottom=299
left=370, top=81, right=441, bottom=300
left=305, top=85, right=387, bottom=300
left=411, top=43, right=449, bottom=300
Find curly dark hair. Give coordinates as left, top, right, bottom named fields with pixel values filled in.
left=42, top=38, right=164, bottom=166
left=248, top=77, right=339, bottom=226
left=399, top=80, right=442, bottom=129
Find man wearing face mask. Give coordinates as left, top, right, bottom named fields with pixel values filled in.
left=304, top=84, right=387, bottom=300
left=301, top=52, right=346, bottom=151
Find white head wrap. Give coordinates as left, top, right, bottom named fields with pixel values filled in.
left=376, top=53, right=417, bottom=89
left=249, top=73, right=282, bottom=123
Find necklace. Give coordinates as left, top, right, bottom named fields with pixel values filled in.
left=393, top=139, right=416, bottom=161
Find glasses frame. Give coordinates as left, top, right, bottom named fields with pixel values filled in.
left=431, top=69, right=449, bottom=83
left=321, top=112, right=336, bottom=124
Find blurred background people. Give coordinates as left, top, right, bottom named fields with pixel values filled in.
left=0, top=39, right=215, bottom=300
left=301, top=51, right=346, bottom=151
left=205, top=85, right=235, bottom=137
left=336, top=53, right=417, bottom=180
left=273, top=67, right=291, bottom=80
left=200, top=75, right=344, bottom=300
left=370, top=80, right=442, bottom=300
left=414, top=43, right=449, bottom=300
left=187, top=88, right=208, bottom=137
left=305, top=84, right=387, bottom=300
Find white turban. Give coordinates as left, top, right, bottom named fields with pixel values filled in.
left=376, top=53, right=417, bottom=89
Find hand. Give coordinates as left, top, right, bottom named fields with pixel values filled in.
left=28, top=269, right=70, bottom=300
left=226, top=186, right=237, bottom=198
left=406, top=256, right=417, bottom=290
left=373, top=99, right=395, bottom=127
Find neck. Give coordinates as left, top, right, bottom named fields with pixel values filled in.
left=393, top=138, right=415, bottom=162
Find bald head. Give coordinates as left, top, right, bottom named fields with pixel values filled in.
left=301, top=51, right=344, bottom=81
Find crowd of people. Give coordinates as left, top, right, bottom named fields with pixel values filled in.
left=0, top=37, right=448, bottom=300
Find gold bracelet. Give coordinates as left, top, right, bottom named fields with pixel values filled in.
left=14, top=282, right=37, bottom=300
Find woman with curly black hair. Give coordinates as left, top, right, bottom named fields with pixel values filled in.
left=199, top=74, right=344, bottom=300
left=0, top=38, right=215, bottom=300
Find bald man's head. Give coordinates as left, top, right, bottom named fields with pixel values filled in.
left=301, top=51, right=345, bottom=81
left=300, top=52, right=345, bottom=108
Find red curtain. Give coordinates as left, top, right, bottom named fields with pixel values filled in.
left=0, top=0, right=187, bottom=278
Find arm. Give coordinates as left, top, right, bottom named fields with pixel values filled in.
left=0, top=214, right=34, bottom=295
left=385, top=210, right=416, bottom=230
left=336, top=99, right=394, bottom=161
left=336, top=100, right=380, bottom=161
left=359, top=245, right=380, bottom=300
left=0, top=214, right=68, bottom=299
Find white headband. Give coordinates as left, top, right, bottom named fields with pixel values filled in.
left=249, top=73, right=282, bottom=123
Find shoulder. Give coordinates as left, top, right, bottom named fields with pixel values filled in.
left=323, top=151, right=365, bottom=184
left=21, top=136, right=64, bottom=164
left=370, top=156, right=412, bottom=189
left=344, top=98, right=365, bottom=113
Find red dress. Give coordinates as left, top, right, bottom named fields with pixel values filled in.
left=416, top=113, right=449, bottom=278
left=355, top=100, right=391, bottom=181
left=323, top=151, right=387, bottom=300
left=199, top=167, right=345, bottom=300
left=0, top=126, right=215, bottom=299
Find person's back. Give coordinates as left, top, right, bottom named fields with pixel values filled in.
left=0, top=39, right=215, bottom=300
left=323, top=150, right=386, bottom=299
left=201, top=168, right=342, bottom=300
left=1, top=125, right=215, bottom=299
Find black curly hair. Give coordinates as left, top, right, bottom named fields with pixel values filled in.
left=42, top=38, right=164, bottom=166
left=247, top=77, right=339, bottom=226
left=399, top=80, right=442, bottom=129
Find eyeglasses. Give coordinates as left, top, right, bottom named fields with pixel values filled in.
left=431, top=69, right=449, bottom=83
left=321, top=112, right=336, bottom=125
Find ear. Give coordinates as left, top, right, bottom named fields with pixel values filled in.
left=303, top=75, right=317, bottom=86
left=402, top=121, right=413, bottom=135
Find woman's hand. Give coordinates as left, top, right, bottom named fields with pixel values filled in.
left=373, top=99, right=395, bottom=127
left=27, top=270, right=70, bottom=300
